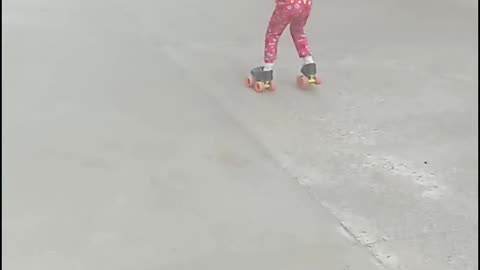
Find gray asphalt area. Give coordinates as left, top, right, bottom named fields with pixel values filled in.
left=2, top=0, right=478, bottom=269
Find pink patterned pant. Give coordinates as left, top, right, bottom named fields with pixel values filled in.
left=264, top=0, right=313, bottom=63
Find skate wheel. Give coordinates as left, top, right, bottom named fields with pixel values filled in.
left=297, top=76, right=309, bottom=89
left=254, top=81, right=265, bottom=92
left=268, top=81, right=276, bottom=91
left=245, top=76, right=255, bottom=88
left=314, top=76, right=321, bottom=85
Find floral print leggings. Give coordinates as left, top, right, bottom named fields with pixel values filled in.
left=264, top=0, right=313, bottom=63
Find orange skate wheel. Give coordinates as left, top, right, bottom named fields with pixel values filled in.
left=254, top=81, right=265, bottom=92
left=245, top=76, right=255, bottom=88
left=297, top=76, right=309, bottom=89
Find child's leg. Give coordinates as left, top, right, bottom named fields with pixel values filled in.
left=289, top=5, right=313, bottom=63
left=263, top=4, right=292, bottom=70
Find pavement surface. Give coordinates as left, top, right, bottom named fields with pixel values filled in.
left=2, top=0, right=478, bottom=269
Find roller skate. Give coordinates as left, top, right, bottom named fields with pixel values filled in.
left=245, top=66, right=276, bottom=92
left=296, top=63, right=321, bottom=89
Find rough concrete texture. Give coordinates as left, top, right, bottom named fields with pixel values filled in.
left=2, top=0, right=478, bottom=269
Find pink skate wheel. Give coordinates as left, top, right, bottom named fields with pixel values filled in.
left=268, top=81, right=276, bottom=91
left=314, top=76, right=321, bottom=85
left=297, top=76, right=309, bottom=89
left=245, top=76, right=255, bottom=88
left=254, top=81, right=265, bottom=92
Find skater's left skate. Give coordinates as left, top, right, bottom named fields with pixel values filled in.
left=297, top=63, right=321, bottom=89
left=245, top=66, right=276, bottom=92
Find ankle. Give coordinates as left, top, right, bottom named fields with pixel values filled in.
left=303, top=56, right=314, bottom=64
left=263, top=62, right=274, bottom=71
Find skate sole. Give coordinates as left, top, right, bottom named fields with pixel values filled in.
left=245, top=76, right=276, bottom=92
left=297, top=75, right=321, bottom=89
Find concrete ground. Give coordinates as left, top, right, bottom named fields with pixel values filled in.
left=2, top=0, right=478, bottom=269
